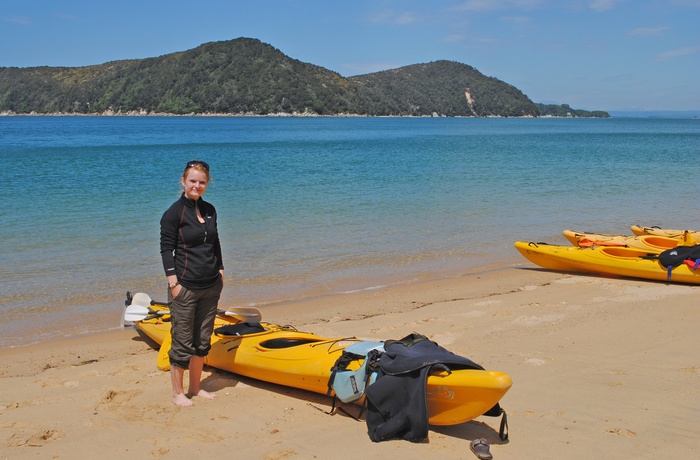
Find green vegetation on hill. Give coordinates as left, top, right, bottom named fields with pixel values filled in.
left=0, top=38, right=608, bottom=117
left=350, top=61, right=538, bottom=117
left=537, top=103, right=610, bottom=118
left=0, top=39, right=359, bottom=115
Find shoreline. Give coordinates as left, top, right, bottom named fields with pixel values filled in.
left=0, top=111, right=607, bottom=119
left=1, top=258, right=522, bottom=351
left=1, top=264, right=697, bottom=458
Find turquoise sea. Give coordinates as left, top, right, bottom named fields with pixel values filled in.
left=1, top=116, right=699, bottom=348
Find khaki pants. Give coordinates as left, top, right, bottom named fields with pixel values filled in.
left=168, top=278, right=223, bottom=369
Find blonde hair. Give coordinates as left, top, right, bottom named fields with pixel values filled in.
left=182, top=160, right=211, bottom=181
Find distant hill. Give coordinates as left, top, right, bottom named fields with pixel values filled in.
left=350, top=60, right=538, bottom=117
left=0, top=37, right=608, bottom=117
left=537, top=103, right=610, bottom=118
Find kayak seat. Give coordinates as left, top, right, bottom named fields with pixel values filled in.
left=215, top=322, right=267, bottom=336
left=260, top=338, right=324, bottom=349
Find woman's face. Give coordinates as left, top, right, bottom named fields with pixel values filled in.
left=182, top=168, right=209, bottom=200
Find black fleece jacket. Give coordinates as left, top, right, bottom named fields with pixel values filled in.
left=160, top=194, right=224, bottom=289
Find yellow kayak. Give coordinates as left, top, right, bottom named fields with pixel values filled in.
left=563, top=229, right=695, bottom=252
left=631, top=225, right=700, bottom=239
left=515, top=241, right=700, bottom=284
left=132, top=304, right=512, bottom=426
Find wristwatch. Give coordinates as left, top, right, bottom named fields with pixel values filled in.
left=168, top=282, right=179, bottom=289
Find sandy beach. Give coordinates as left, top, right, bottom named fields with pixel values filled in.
left=1, top=264, right=698, bottom=459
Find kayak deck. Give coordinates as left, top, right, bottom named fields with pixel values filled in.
left=135, top=313, right=512, bottom=426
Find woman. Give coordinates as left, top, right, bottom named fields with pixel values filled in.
left=160, top=160, right=224, bottom=406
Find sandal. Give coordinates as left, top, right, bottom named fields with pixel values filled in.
left=470, top=438, right=493, bottom=460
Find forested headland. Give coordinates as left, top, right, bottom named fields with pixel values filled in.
left=0, top=38, right=609, bottom=118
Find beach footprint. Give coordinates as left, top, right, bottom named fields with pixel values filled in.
left=94, top=389, right=146, bottom=422
left=263, top=449, right=296, bottom=460
left=7, top=428, right=64, bottom=447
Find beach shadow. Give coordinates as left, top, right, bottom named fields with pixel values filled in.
left=431, top=419, right=509, bottom=444
left=516, top=265, right=696, bottom=286
left=201, top=367, right=334, bottom=407
left=130, top=332, right=159, bottom=349
left=201, top=367, right=507, bottom=442
left=518, top=265, right=628, bottom=280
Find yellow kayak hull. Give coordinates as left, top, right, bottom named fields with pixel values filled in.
left=515, top=241, right=700, bottom=284
left=563, top=229, right=690, bottom=252
left=135, top=314, right=512, bottom=426
left=630, top=225, right=700, bottom=239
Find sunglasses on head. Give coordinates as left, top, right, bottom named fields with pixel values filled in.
left=186, top=160, right=210, bottom=171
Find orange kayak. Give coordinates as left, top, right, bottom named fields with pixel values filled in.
left=563, top=229, right=695, bottom=252
left=630, top=225, right=700, bottom=239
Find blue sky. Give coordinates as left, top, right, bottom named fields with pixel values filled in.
left=1, top=0, right=698, bottom=111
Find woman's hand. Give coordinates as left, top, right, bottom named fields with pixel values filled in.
left=167, top=276, right=181, bottom=297
left=170, top=284, right=183, bottom=298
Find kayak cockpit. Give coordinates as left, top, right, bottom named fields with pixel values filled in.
left=214, top=322, right=268, bottom=336
left=258, top=337, right=328, bottom=349
left=214, top=322, right=334, bottom=349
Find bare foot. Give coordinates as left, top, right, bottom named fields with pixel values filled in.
left=193, top=389, right=217, bottom=400
left=172, top=393, right=194, bottom=407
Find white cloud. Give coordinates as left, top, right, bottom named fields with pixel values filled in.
left=501, top=15, right=532, bottom=25
left=629, top=26, right=669, bottom=36
left=669, top=0, right=700, bottom=7
left=454, top=0, right=542, bottom=12
left=55, top=12, right=79, bottom=21
left=656, top=46, right=698, bottom=60
left=602, top=74, right=634, bottom=82
left=443, top=34, right=466, bottom=42
left=589, top=0, right=623, bottom=12
left=455, top=0, right=502, bottom=11
left=367, top=10, right=419, bottom=25
left=394, top=12, right=418, bottom=25
left=1, top=15, right=32, bottom=25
